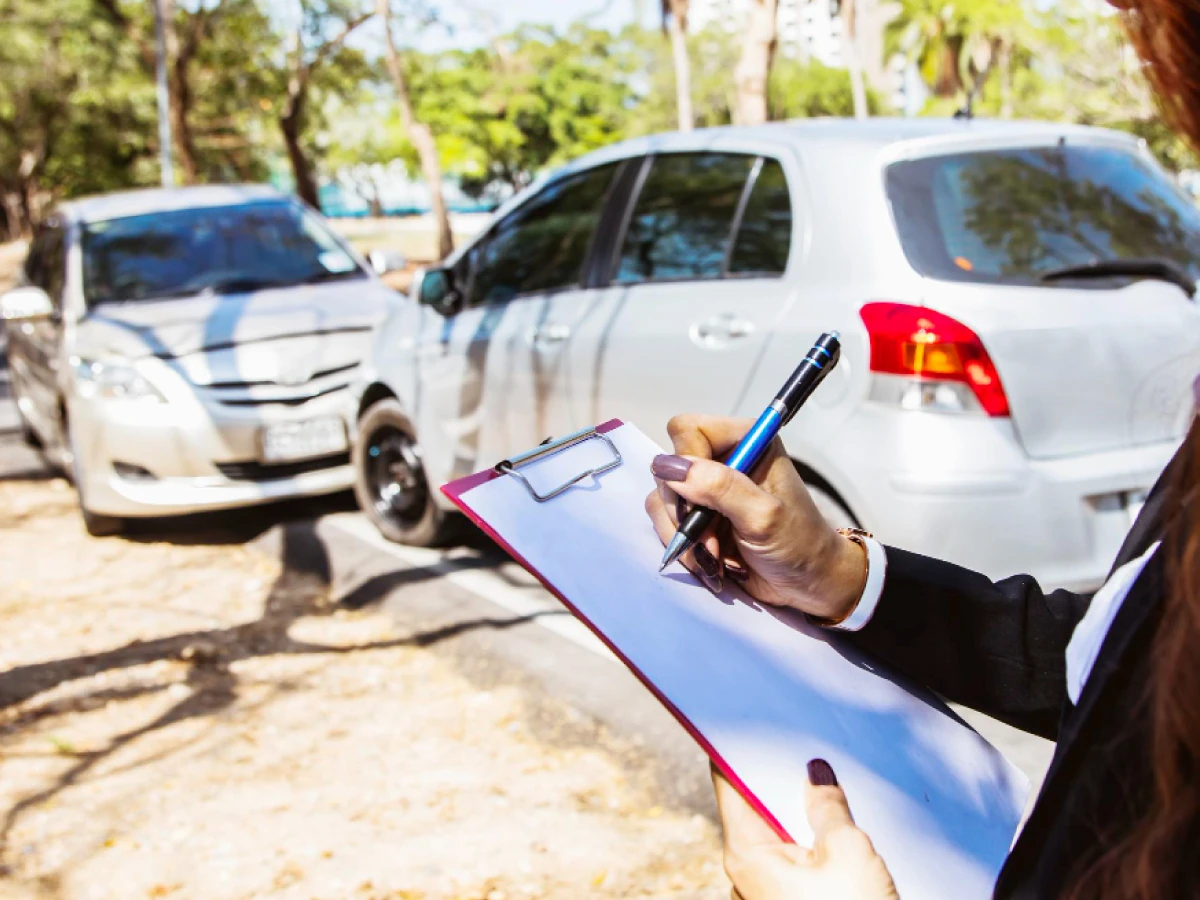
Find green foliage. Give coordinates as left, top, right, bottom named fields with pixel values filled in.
left=0, top=0, right=157, bottom=226
left=770, top=57, right=885, bottom=119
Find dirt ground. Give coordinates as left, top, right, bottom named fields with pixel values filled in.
left=0, top=478, right=727, bottom=900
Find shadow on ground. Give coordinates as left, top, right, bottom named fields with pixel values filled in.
left=0, top=501, right=530, bottom=852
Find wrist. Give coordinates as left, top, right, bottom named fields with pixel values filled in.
left=814, top=531, right=869, bottom=623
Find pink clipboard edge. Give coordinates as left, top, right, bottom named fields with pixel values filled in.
left=440, top=418, right=793, bottom=843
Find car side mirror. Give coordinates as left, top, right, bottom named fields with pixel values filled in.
left=414, top=266, right=463, bottom=317
left=0, top=286, right=54, bottom=321
left=368, top=248, right=407, bottom=276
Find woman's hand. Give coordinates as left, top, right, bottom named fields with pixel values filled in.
left=644, top=414, right=866, bottom=621
left=714, top=760, right=899, bottom=900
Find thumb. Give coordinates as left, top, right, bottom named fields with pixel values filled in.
left=804, top=759, right=856, bottom=841
left=662, top=457, right=782, bottom=543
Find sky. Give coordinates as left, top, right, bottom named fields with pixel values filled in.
left=416, top=0, right=656, bottom=50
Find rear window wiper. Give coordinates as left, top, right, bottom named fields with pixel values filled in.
left=1039, top=257, right=1196, bottom=296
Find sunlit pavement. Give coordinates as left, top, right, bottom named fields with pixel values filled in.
left=0, top=403, right=1053, bottom=822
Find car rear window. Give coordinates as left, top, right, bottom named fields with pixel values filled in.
left=885, top=144, right=1200, bottom=287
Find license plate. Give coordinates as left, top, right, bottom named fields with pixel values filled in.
left=261, top=417, right=347, bottom=463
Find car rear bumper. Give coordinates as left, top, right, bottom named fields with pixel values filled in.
left=819, top=409, right=1180, bottom=592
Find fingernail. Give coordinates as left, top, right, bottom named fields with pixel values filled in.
left=808, top=758, right=838, bottom=787
left=675, top=494, right=688, bottom=524
left=651, top=454, right=693, bottom=482
left=1193, top=374, right=1200, bottom=411
left=693, top=543, right=723, bottom=594
left=725, top=560, right=750, bottom=583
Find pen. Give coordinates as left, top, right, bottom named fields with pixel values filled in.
left=659, top=330, right=842, bottom=572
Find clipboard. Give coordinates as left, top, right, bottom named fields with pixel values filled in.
left=443, top=419, right=1028, bottom=900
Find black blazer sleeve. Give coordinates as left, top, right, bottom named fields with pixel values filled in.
left=845, top=547, right=1091, bottom=741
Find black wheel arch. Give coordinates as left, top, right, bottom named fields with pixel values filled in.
left=357, top=382, right=398, bottom=422
left=789, top=457, right=860, bottom=527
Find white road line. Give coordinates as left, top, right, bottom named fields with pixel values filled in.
left=326, top=512, right=616, bottom=662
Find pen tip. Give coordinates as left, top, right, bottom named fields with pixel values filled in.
left=658, top=561, right=668, bottom=573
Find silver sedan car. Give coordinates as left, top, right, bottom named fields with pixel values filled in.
left=1, top=185, right=402, bottom=534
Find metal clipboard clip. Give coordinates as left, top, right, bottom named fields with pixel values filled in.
left=495, top=425, right=623, bottom=502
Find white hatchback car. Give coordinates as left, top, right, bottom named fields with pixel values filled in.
left=354, top=119, right=1200, bottom=590
left=2, top=185, right=401, bottom=534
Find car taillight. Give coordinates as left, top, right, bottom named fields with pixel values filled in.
left=859, top=302, right=1010, bottom=417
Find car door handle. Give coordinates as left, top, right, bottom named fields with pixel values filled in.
left=691, top=314, right=756, bottom=347
left=529, top=323, right=572, bottom=348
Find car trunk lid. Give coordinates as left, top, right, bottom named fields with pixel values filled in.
left=922, top=279, right=1200, bottom=459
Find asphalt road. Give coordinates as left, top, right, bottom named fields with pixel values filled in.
left=0, top=334, right=1054, bottom=823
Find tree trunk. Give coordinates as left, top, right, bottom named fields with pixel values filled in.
left=169, top=53, right=199, bottom=183
left=998, top=40, right=1013, bottom=118
left=2, top=191, right=27, bottom=241
left=280, top=105, right=319, bottom=209
left=841, top=0, right=868, bottom=119
left=665, top=0, right=693, bottom=132
left=733, top=0, right=778, bottom=126
left=377, top=0, right=452, bottom=260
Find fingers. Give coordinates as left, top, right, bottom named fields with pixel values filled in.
left=645, top=488, right=725, bottom=593
left=804, top=759, right=858, bottom=843
left=658, top=457, right=783, bottom=543
left=667, top=414, right=757, bottom=459
left=712, top=764, right=781, bottom=854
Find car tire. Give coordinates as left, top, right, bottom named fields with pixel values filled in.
left=353, top=399, right=456, bottom=547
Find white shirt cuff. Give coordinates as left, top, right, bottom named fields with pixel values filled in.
left=824, top=537, right=887, bottom=632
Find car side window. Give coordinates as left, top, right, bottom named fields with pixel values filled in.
left=728, top=158, right=792, bottom=275
left=613, top=153, right=755, bottom=284
left=466, top=163, right=618, bottom=307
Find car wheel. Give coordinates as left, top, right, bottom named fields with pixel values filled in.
left=807, top=485, right=858, bottom=530
left=64, top=420, right=123, bottom=537
left=353, top=399, right=455, bottom=547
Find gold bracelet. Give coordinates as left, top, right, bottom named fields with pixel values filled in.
left=808, top=527, right=872, bottom=627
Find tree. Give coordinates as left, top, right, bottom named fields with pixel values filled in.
left=377, top=0, right=452, bottom=259
left=732, top=0, right=777, bottom=125
left=660, top=0, right=694, bottom=132
left=769, top=57, right=882, bottom=120
left=405, top=25, right=638, bottom=194
left=274, top=0, right=372, bottom=209
left=838, top=0, right=868, bottom=120
left=885, top=0, right=1022, bottom=106
left=0, top=0, right=154, bottom=236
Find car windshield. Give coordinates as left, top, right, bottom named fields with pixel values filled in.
left=81, top=199, right=365, bottom=306
left=885, top=143, right=1200, bottom=288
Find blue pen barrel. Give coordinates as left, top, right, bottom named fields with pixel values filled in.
left=725, top=407, right=784, bottom=472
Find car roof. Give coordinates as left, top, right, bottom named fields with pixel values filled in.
left=559, top=117, right=1142, bottom=173
left=58, top=184, right=287, bottom=225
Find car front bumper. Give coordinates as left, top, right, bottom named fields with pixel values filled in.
left=68, top=383, right=357, bottom=518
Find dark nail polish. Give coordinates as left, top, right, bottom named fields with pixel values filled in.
left=692, top=544, right=724, bottom=594
left=725, top=560, right=750, bottom=583
left=675, top=494, right=688, bottom=524
left=808, top=758, right=838, bottom=787
left=693, top=543, right=720, bottom=578
left=651, top=454, right=693, bottom=482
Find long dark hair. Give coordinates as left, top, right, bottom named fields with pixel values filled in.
left=1066, top=6, right=1200, bottom=898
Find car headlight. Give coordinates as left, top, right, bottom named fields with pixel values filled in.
left=72, top=357, right=167, bottom=403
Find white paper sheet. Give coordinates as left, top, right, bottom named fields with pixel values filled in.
left=452, top=423, right=1028, bottom=899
